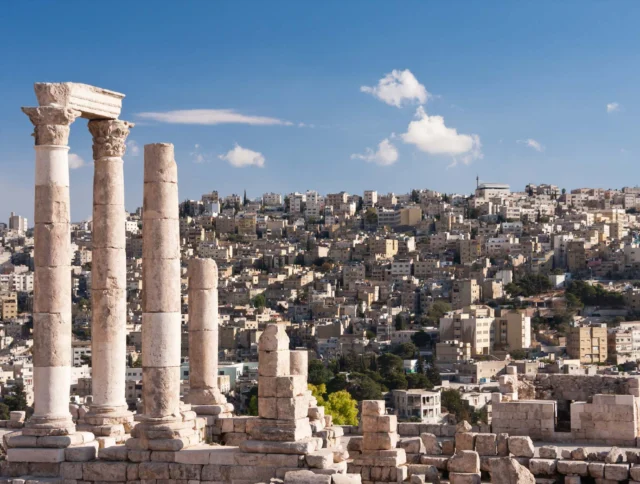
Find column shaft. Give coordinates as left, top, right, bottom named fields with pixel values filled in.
left=186, top=258, right=226, bottom=405
left=87, top=120, right=133, bottom=426
left=22, top=106, right=80, bottom=435
left=141, top=143, right=181, bottom=422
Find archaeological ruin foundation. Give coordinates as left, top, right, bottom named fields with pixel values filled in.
left=9, top=82, right=640, bottom=484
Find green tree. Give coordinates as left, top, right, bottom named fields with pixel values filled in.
left=393, top=342, right=418, bottom=359
left=4, top=383, right=28, bottom=412
left=412, top=330, right=432, bottom=348
left=347, top=374, right=384, bottom=401
left=406, top=372, right=432, bottom=390
left=252, top=294, right=266, bottom=309
left=426, top=363, right=442, bottom=386
left=382, top=371, right=408, bottom=390
left=247, top=395, right=258, bottom=416
left=395, top=314, right=407, bottom=331
left=324, top=390, right=359, bottom=425
left=326, top=374, right=348, bottom=394
left=426, top=301, right=452, bottom=325
left=509, top=349, right=527, bottom=360
left=308, top=359, right=335, bottom=386
left=0, top=402, right=9, bottom=420
left=378, top=353, right=404, bottom=376
left=441, top=388, right=471, bottom=422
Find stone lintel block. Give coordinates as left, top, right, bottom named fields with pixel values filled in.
left=258, top=323, right=290, bottom=352
left=604, top=463, right=630, bottom=481
left=34, top=82, right=124, bottom=120
left=98, top=445, right=129, bottom=461
left=449, top=472, right=481, bottom=484
left=361, top=400, right=385, bottom=417
left=362, top=415, right=397, bottom=433
left=557, top=460, right=589, bottom=476
left=64, top=442, right=99, bottom=462
left=7, top=448, right=65, bottom=463
left=258, top=350, right=291, bottom=377
left=240, top=437, right=321, bottom=455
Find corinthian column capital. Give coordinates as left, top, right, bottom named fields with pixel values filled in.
left=21, top=106, right=81, bottom=146
left=88, top=119, right=134, bottom=159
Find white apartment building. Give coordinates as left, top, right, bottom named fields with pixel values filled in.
left=9, top=212, right=27, bottom=233
left=262, top=192, right=282, bottom=206
left=392, top=389, right=441, bottom=423
left=125, top=220, right=139, bottom=234
left=364, top=190, right=378, bottom=207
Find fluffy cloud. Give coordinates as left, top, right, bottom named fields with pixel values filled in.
left=361, top=69, right=429, bottom=108
left=517, top=138, right=544, bottom=152
left=219, top=144, right=265, bottom=168
left=351, top=138, right=399, bottom=166
left=68, top=153, right=86, bottom=169
left=136, top=109, right=292, bottom=126
left=607, top=102, right=620, bottom=113
left=401, top=106, right=481, bottom=164
left=126, top=140, right=140, bottom=156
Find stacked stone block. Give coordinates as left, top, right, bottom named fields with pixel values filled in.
left=82, top=119, right=134, bottom=443
left=491, top=397, right=556, bottom=440
left=21, top=105, right=80, bottom=440
left=571, top=394, right=638, bottom=445
left=240, top=324, right=318, bottom=455
left=349, top=400, right=407, bottom=483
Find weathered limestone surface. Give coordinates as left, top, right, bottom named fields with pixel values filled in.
left=490, top=457, right=535, bottom=484
left=34, top=82, right=124, bottom=120
left=186, top=258, right=227, bottom=407
left=20, top=105, right=80, bottom=438
left=83, top=119, right=134, bottom=439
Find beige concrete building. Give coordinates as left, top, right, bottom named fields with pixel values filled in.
left=439, top=306, right=495, bottom=356
left=451, top=279, right=480, bottom=309
left=567, top=325, right=608, bottom=363
left=391, top=389, right=441, bottom=422
left=435, top=340, right=471, bottom=365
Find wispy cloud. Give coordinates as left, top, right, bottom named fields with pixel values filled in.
left=361, top=69, right=429, bottom=108
left=351, top=138, right=399, bottom=166
left=219, top=144, right=265, bottom=168
left=401, top=106, right=481, bottom=165
left=189, top=144, right=211, bottom=164
left=517, top=138, right=544, bottom=152
left=136, top=109, right=292, bottom=126
left=68, top=153, right=86, bottom=169
left=126, top=140, right=140, bottom=156
left=607, top=102, right=620, bottom=113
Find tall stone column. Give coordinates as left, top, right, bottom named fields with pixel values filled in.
left=186, top=258, right=227, bottom=407
left=22, top=106, right=80, bottom=436
left=141, top=143, right=181, bottom=423
left=84, top=120, right=134, bottom=439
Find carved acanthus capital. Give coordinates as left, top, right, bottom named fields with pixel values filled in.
left=21, top=106, right=81, bottom=146
left=88, top=120, right=134, bottom=159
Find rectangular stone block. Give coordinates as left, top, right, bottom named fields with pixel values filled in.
left=361, top=401, right=385, bottom=417
left=475, top=433, right=496, bottom=456
left=142, top=218, right=180, bottom=260
left=362, top=415, right=397, bottom=433
left=141, top=312, right=182, bottom=367
left=455, top=432, right=476, bottom=451
left=362, top=431, right=398, bottom=451
left=7, top=448, right=65, bottom=463
left=82, top=461, right=129, bottom=481
left=258, top=396, right=278, bottom=419
left=246, top=418, right=312, bottom=442
left=142, top=182, right=179, bottom=220
left=276, top=375, right=307, bottom=398
left=277, top=396, right=309, bottom=420
left=258, top=350, right=291, bottom=377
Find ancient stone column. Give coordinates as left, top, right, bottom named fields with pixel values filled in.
left=22, top=106, right=80, bottom=435
left=186, top=258, right=227, bottom=406
left=141, top=143, right=181, bottom=423
left=85, top=120, right=134, bottom=437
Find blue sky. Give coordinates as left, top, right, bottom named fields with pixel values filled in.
left=1, top=1, right=639, bottom=222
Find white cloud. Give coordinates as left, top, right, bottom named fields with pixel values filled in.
left=126, top=140, right=140, bottom=156
left=68, top=153, right=86, bottom=169
left=400, top=106, right=481, bottom=164
left=607, top=102, right=620, bottom=113
left=517, top=138, right=544, bottom=152
left=190, top=144, right=208, bottom=164
left=351, top=138, right=399, bottom=166
left=136, top=109, right=292, bottom=126
left=219, top=144, right=265, bottom=168
left=361, top=69, right=429, bottom=108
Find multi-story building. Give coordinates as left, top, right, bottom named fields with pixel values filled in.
left=0, top=292, right=18, bottom=320
left=262, top=192, right=282, bottom=206
left=363, top=190, right=378, bottom=207
left=435, top=340, right=472, bottom=365
left=392, top=389, right=441, bottom=423
left=567, top=325, right=608, bottom=364
left=451, top=279, right=480, bottom=309
left=439, top=306, right=495, bottom=356
left=9, top=212, right=27, bottom=233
